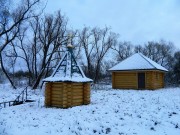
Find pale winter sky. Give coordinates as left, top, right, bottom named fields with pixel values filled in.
left=45, top=0, right=180, bottom=49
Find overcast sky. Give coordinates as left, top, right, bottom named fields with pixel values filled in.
left=45, top=0, right=180, bottom=49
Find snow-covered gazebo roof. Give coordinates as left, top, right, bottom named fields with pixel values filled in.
left=109, top=53, right=168, bottom=72
left=44, top=40, right=92, bottom=83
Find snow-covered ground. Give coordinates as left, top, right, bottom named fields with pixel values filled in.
left=0, top=84, right=180, bottom=135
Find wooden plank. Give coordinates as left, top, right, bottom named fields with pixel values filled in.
left=51, top=87, right=63, bottom=90
left=51, top=90, right=63, bottom=94
left=72, top=102, right=83, bottom=106
left=114, top=80, right=137, bottom=83
left=73, top=96, right=83, bottom=100
left=114, top=83, right=137, bottom=85
left=114, top=76, right=136, bottom=79
left=51, top=97, right=63, bottom=101
left=72, top=86, right=83, bottom=90
left=83, top=91, right=90, bottom=95
left=51, top=104, right=63, bottom=108
left=51, top=101, right=62, bottom=105
left=114, top=79, right=136, bottom=82
left=52, top=83, right=63, bottom=86
left=73, top=90, right=83, bottom=93
left=72, top=83, right=83, bottom=85
left=51, top=94, right=63, bottom=98
left=72, top=99, right=83, bottom=103
left=52, top=82, right=63, bottom=85
left=51, top=85, right=62, bottom=88
left=51, top=91, right=63, bottom=95
left=114, top=79, right=136, bottom=81
left=72, top=91, right=83, bottom=94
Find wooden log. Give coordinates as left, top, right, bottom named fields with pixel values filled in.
left=51, top=93, right=63, bottom=97
left=51, top=87, right=63, bottom=91
left=72, top=102, right=83, bottom=106
left=62, top=83, right=67, bottom=107
left=72, top=83, right=83, bottom=85
left=72, top=98, right=83, bottom=102
left=83, top=83, right=90, bottom=104
left=72, top=86, right=83, bottom=89
left=73, top=96, right=83, bottom=100
left=72, top=92, right=83, bottom=96
left=52, top=104, right=63, bottom=108
left=67, top=83, right=72, bottom=107
left=51, top=101, right=62, bottom=105
left=51, top=97, right=63, bottom=101
left=45, top=83, right=52, bottom=106
left=51, top=91, right=63, bottom=95
left=52, top=82, right=63, bottom=85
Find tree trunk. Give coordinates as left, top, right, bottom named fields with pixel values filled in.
left=0, top=54, right=16, bottom=89
left=32, top=69, right=45, bottom=89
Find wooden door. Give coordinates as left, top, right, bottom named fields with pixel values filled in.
left=138, top=73, right=145, bottom=89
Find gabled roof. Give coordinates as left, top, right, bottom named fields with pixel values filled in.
left=44, top=44, right=92, bottom=83
left=109, top=53, right=168, bottom=72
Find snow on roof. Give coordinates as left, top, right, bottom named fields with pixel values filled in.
left=43, top=76, right=92, bottom=82
left=109, top=53, right=168, bottom=72
left=43, top=45, right=93, bottom=83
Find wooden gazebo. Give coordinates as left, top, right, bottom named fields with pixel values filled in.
left=43, top=41, right=92, bottom=108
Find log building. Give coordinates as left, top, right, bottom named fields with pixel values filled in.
left=109, top=53, right=168, bottom=90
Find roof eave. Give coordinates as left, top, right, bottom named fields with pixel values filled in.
left=109, top=68, right=168, bottom=72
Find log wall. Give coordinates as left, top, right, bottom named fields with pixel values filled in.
left=151, top=71, right=164, bottom=89
left=45, top=82, right=90, bottom=108
left=112, top=71, right=165, bottom=90
left=112, top=72, right=137, bottom=89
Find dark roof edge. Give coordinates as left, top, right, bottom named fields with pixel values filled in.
left=109, top=68, right=168, bottom=72
left=43, top=80, right=93, bottom=83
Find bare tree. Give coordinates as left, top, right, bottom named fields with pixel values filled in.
left=111, top=41, right=134, bottom=61
left=7, top=10, right=68, bottom=89
left=12, top=11, right=68, bottom=89
left=78, top=27, right=118, bottom=82
left=32, top=11, right=68, bottom=89
left=0, top=0, right=41, bottom=88
left=134, top=45, right=144, bottom=53
left=92, top=27, right=118, bottom=83
left=78, top=27, right=95, bottom=78
left=137, top=40, right=175, bottom=68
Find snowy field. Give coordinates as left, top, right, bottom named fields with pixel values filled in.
left=0, top=84, right=180, bottom=135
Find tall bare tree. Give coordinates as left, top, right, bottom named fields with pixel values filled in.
left=78, top=27, right=118, bottom=82
left=136, top=40, right=175, bottom=68
left=111, top=41, right=134, bottom=61
left=78, top=27, right=95, bottom=78
left=92, top=27, right=118, bottom=82
left=12, top=11, right=68, bottom=89
left=0, top=0, right=41, bottom=88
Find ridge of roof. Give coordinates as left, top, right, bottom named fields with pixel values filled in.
left=109, top=53, right=168, bottom=72
left=138, top=53, right=157, bottom=69
left=139, top=53, right=168, bottom=72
